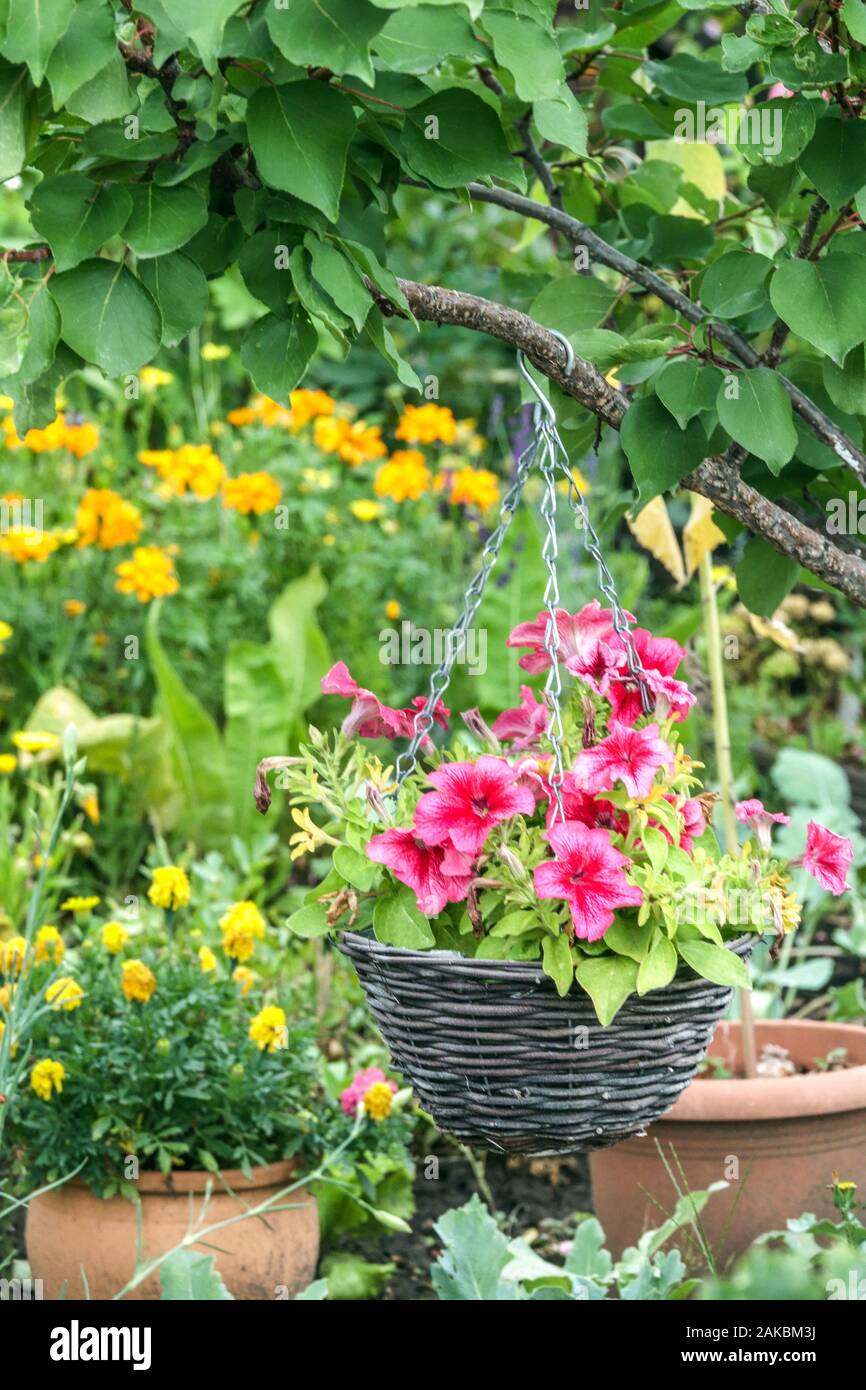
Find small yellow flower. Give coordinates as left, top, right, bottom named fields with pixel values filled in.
left=198, top=945, right=217, bottom=973
left=46, top=976, right=84, bottom=1011
left=1, top=936, right=27, bottom=976
left=101, top=921, right=129, bottom=954
left=115, top=545, right=180, bottom=603
left=232, top=965, right=256, bottom=995
left=222, top=471, right=282, bottom=515
left=0, top=619, right=12, bottom=652
left=288, top=806, right=334, bottom=861
left=148, top=865, right=191, bottom=911
left=835, top=1179, right=858, bottom=1191
left=220, top=901, right=266, bottom=962
left=249, top=1005, right=286, bottom=1052
left=0, top=754, right=17, bottom=774
left=31, top=1058, right=65, bottom=1101
left=395, top=403, right=457, bottom=446
left=34, top=925, right=64, bottom=966
left=322, top=533, right=336, bottom=546
left=139, top=366, right=174, bottom=389
left=12, top=730, right=60, bottom=755
left=75, top=488, right=142, bottom=550
left=80, top=792, right=100, bottom=825
left=121, top=959, right=157, bottom=1003
left=363, top=1081, right=395, bottom=1122
left=62, top=599, right=86, bottom=617
left=385, top=599, right=401, bottom=621
left=201, top=342, right=231, bottom=361
left=60, top=895, right=100, bottom=914
left=349, top=499, right=383, bottom=523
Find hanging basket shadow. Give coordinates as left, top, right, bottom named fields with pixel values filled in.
left=339, top=932, right=753, bottom=1156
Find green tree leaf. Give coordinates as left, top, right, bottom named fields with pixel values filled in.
left=769, top=254, right=866, bottom=366
left=2, top=0, right=75, bottom=86
left=124, top=184, right=209, bottom=258
left=30, top=175, right=132, bottom=272
left=656, top=359, right=722, bottom=427
left=799, top=115, right=866, bottom=206
left=246, top=82, right=356, bottom=221
left=482, top=8, right=564, bottom=100
left=158, top=0, right=242, bottom=73
left=532, top=91, right=588, bottom=154
left=266, top=0, right=388, bottom=84
left=372, top=5, right=486, bottom=74
left=402, top=87, right=521, bottom=189
left=49, top=259, right=162, bottom=375
left=44, top=0, right=117, bottom=109
left=239, top=305, right=319, bottom=400
left=620, top=396, right=709, bottom=500
left=716, top=367, right=797, bottom=474
left=736, top=536, right=798, bottom=617
left=138, top=251, right=209, bottom=347
left=700, top=250, right=773, bottom=319
left=0, top=61, right=28, bottom=181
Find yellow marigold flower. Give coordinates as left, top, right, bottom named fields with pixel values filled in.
left=289, top=388, right=336, bottom=430
left=139, top=443, right=225, bottom=500
left=0, top=754, right=17, bottom=774
left=349, top=499, right=383, bottom=522
left=448, top=466, right=501, bottom=512
left=92, top=631, right=110, bottom=648
left=232, top=965, right=256, bottom=995
left=2, top=936, right=27, bottom=976
left=62, top=599, right=86, bottom=617
left=0, top=619, right=12, bottom=652
left=0, top=527, right=60, bottom=563
left=80, top=792, right=100, bottom=825
left=363, top=1081, right=395, bottom=1122
left=31, top=1058, right=65, bottom=1101
left=198, top=945, right=217, bottom=973
left=249, top=1005, right=286, bottom=1052
left=75, top=488, right=143, bottom=550
left=222, top=470, right=282, bottom=515
left=60, top=896, right=100, bottom=914
left=202, top=342, right=231, bottom=361
left=46, top=976, right=84, bottom=1011
left=122, top=958, right=156, bottom=1003
left=374, top=449, right=431, bottom=502
left=115, top=545, right=180, bottom=603
left=220, top=900, right=266, bottom=962
left=139, top=366, right=174, bottom=389
left=12, top=729, right=60, bottom=755
left=395, top=403, right=457, bottom=446
left=101, top=921, right=129, bottom=954
left=385, top=599, right=401, bottom=621
left=313, top=416, right=387, bottom=466
left=148, top=865, right=191, bottom=911
left=34, top=925, right=64, bottom=966
left=63, top=418, right=99, bottom=457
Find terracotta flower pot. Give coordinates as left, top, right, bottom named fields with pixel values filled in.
left=590, top=1019, right=866, bottom=1263
left=27, top=1159, right=320, bottom=1301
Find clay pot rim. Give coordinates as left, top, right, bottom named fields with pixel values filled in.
left=668, top=1019, right=866, bottom=1123
left=72, top=1156, right=306, bottom=1196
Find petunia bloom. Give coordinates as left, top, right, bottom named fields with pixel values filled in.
left=507, top=601, right=629, bottom=676
left=545, top=771, right=628, bottom=836
left=366, top=827, right=474, bottom=916
left=735, top=798, right=791, bottom=851
left=576, top=722, right=673, bottom=799
left=534, top=822, right=643, bottom=941
left=602, top=629, right=693, bottom=726
left=800, top=821, right=854, bottom=896
left=491, top=685, right=548, bottom=749
left=413, top=756, right=536, bottom=856
left=321, top=662, right=448, bottom=742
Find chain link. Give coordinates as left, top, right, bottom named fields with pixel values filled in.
left=394, top=328, right=653, bottom=795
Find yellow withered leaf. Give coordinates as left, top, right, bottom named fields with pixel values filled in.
left=683, top=493, right=726, bottom=578
left=626, top=495, right=686, bottom=585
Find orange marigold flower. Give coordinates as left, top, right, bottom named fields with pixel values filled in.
left=115, top=546, right=180, bottom=603
left=289, top=388, right=336, bottom=431
left=63, top=420, right=99, bottom=457
left=138, top=444, right=224, bottom=499
left=448, top=466, right=501, bottom=512
left=314, top=416, right=386, bottom=467
left=0, top=528, right=60, bottom=564
left=222, top=471, right=282, bottom=515
left=374, top=449, right=431, bottom=502
left=75, top=489, right=143, bottom=550
left=395, top=403, right=458, bottom=446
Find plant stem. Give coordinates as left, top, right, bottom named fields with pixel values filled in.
left=698, top=552, right=758, bottom=1080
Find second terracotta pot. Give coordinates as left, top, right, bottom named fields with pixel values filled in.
left=27, top=1158, right=320, bottom=1300
left=589, top=1019, right=866, bottom=1264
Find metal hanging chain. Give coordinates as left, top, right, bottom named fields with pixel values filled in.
left=395, top=328, right=653, bottom=795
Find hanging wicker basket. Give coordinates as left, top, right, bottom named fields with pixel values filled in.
left=340, top=932, right=753, bottom=1156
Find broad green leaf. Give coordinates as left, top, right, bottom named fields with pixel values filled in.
left=246, top=82, right=356, bottom=221
left=575, top=955, right=639, bottom=1025
left=266, top=0, right=388, bottom=84
left=530, top=276, right=619, bottom=338
left=620, top=396, right=709, bottom=501
left=532, top=92, right=588, bottom=155
left=364, top=308, right=423, bottom=393
left=542, top=932, right=574, bottom=997
left=823, top=346, right=866, bottom=415
left=240, top=305, right=318, bottom=401
left=736, top=536, right=799, bottom=617
left=158, top=0, right=242, bottom=72
left=0, top=61, right=28, bottom=181
left=716, top=367, right=797, bottom=474
left=64, top=49, right=135, bottom=123
left=372, top=5, right=486, bottom=74
left=656, top=359, right=722, bottom=427
left=49, top=259, right=162, bottom=376
left=677, top=939, right=750, bottom=990
left=138, top=252, right=209, bottom=347
left=17, top=280, right=60, bottom=384
left=799, top=115, right=866, bottom=207
left=482, top=9, right=564, bottom=101
left=335, top=844, right=380, bottom=892
left=602, top=918, right=652, bottom=962
left=2, top=0, right=75, bottom=86
left=736, top=96, right=815, bottom=167
left=769, top=255, right=866, bottom=367
left=124, top=185, right=208, bottom=258
left=44, top=0, right=117, bottom=108
left=224, top=640, right=290, bottom=842
left=372, top=886, right=435, bottom=947
left=643, top=53, right=747, bottom=105
left=289, top=244, right=351, bottom=339
left=637, top=930, right=678, bottom=995
left=305, top=236, right=370, bottom=333
left=30, top=175, right=132, bottom=272
left=431, top=1195, right=514, bottom=1302
left=286, top=903, right=331, bottom=940
left=843, top=0, right=866, bottom=41
left=700, top=251, right=773, bottom=319
left=159, top=1250, right=233, bottom=1301
left=402, top=88, right=521, bottom=189
left=267, top=567, right=332, bottom=715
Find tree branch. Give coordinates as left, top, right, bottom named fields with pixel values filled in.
left=373, top=275, right=866, bottom=610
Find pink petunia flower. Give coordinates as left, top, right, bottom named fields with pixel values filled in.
left=800, top=821, right=854, bottom=897
left=366, top=827, right=474, bottom=916
left=545, top=771, right=628, bottom=836
left=340, top=1066, right=397, bottom=1116
left=735, top=798, right=790, bottom=851
left=534, top=822, right=643, bottom=941
left=576, top=722, right=673, bottom=799
left=321, top=661, right=449, bottom=741
left=511, top=754, right=553, bottom=804
left=413, top=756, right=536, bottom=856
left=507, top=601, right=631, bottom=676
left=650, top=795, right=706, bottom=855
left=491, top=684, right=549, bottom=749
left=602, top=629, right=693, bottom=726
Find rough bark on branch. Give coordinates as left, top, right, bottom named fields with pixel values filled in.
left=372, top=276, right=866, bottom=610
